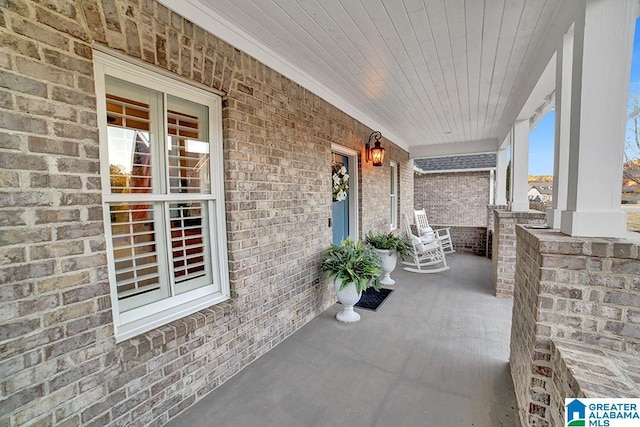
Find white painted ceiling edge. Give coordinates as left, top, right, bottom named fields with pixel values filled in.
left=158, top=0, right=406, bottom=151
left=415, top=51, right=557, bottom=157
left=158, top=0, right=576, bottom=158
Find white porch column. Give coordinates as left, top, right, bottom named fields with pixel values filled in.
left=547, top=29, right=573, bottom=229
left=495, top=147, right=508, bottom=206
left=510, top=120, right=530, bottom=212
left=560, top=0, right=636, bottom=237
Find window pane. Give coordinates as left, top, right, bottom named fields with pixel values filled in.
left=390, top=164, right=398, bottom=229
left=168, top=136, right=210, bottom=193
left=108, top=127, right=153, bottom=194
left=110, top=202, right=165, bottom=311
left=105, top=78, right=160, bottom=195
left=169, top=201, right=212, bottom=294
left=106, top=93, right=151, bottom=131
left=167, top=96, right=211, bottom=194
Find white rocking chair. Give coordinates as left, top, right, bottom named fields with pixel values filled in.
left=413, top=209, right=455, bottom=254
left=401, top=213, right=449, bottom=274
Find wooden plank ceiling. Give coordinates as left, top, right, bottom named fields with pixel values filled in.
left=161, top=0, right=570, bottom=156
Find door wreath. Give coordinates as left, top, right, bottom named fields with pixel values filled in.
left=332, top=161, right=349, bottom=202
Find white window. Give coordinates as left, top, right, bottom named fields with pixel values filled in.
left=390, top=162, right=398, bottom=230
left=94, top=52, right=229, bottom=342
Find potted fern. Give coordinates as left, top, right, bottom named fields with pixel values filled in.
left=365, top=231, right=413, bottom=285
left=321, top=238, right=382, bottom=322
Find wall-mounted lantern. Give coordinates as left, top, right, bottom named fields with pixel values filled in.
left=366, top=131, right=385, bottom=166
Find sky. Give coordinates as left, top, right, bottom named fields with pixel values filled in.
left=528, top=17, right=640, bottom=176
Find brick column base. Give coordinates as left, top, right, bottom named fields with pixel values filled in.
left=491, top=209, right=546, bottom=297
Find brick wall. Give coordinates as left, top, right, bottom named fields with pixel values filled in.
left=492, top=209, right=546, bottom=298
left=510, top=226, right=640, bottom=426
left=486, top=205, right=508, bottom=259
left=399, top=155, right=414, bottom=232
left=446, top=226, right=487, bottom=256
left=361, top=147, right=412, bottom=236
left=549, top=340, right=640, bottom=426
left=0, top=1, right=413, bottom=426
left=414, top=171, right=490, bottom=227
left=487, top=205, right=508, bottom=231
left=414, top=170, right=491, bottom=255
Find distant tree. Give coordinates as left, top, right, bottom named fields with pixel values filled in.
left=528, top=175, right=553, bottom=183
left=625, top=94, right=640, bottom=188
left=506, top=160, right=510, bottom=202
left=109, top=164, right=130, bottom=194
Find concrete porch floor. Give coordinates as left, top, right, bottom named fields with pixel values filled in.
left=165, top=253, right=519, bottom=427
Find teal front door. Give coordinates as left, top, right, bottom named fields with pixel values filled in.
left=332, top=153, right=349, bottom=245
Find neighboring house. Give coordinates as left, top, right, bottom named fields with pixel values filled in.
left=622, top=185, right=640, bottom=204
left=528, top=182, right=553, bottom=203
left=0, top=2, right=413, bottom=426
left=527, top=187, right=542, bottom=202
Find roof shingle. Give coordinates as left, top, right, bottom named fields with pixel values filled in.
left=414, top=153, right=497, bottom=173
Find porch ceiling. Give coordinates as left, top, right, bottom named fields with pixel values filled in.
left=160, top=0, right=576, bottom=157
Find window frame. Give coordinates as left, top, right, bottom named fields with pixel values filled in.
left=390, top=161, right=398, bottom=230
left=94, top=51, right=230, bottom=342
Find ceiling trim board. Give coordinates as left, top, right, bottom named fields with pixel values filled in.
left=414, top=167, right=497, bottom=175
left=409, top=138, right=499, bottom=158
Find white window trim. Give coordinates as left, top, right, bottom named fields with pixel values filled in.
left=94, top=51, right=230, bottom=342
left=390, top=161, right=398, bottom=231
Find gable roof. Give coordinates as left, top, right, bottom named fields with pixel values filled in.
left=529, top=182, right=554, bottom=195
left=414, top=153, right=497, bottom=174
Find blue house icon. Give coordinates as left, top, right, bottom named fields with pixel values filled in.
left=566, top=399, right=586, bottom=422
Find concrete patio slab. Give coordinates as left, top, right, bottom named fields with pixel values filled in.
left=165, top=253, right=519, bottom=426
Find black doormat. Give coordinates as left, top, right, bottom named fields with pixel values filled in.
left=355, top=287, right=394, bottom=311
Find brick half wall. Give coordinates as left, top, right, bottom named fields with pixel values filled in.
left=510, top=226, right=640, bottom=426
left=492, top=209, right=546, bottom=298
left=445, top=226, right=487, bottom=256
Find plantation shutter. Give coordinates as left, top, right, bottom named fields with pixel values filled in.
left=166, top=96, right=212, bottom=294
left=105, top=79, right=167, bottom=311
left=104, top=78, right=213, bottom=312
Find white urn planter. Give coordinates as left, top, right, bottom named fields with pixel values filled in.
left=374, top=248, right=397, bottom=285
left=334, top=280, right=362, bottom=323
